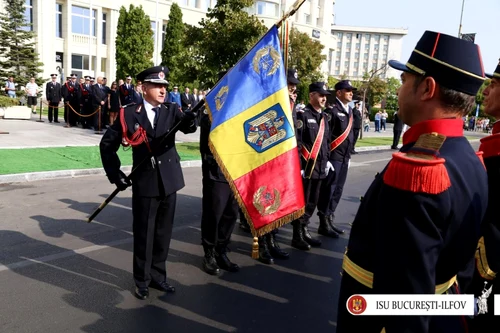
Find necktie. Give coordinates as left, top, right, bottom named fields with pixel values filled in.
left=152, top=107, right=159, bottom=128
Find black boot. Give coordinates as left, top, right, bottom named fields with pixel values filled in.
left=318, top=214, right=340, bottom=238
left=266, top=233, right=289, bottom=259
left=328, top=215, right=345, bottom=234
left=202, top=247, right=220, bottom=275
left=291, top=223, right=311, bottom=251
left=215, top=246, right=239, bottom=272
left=302, top=226, right=322, bottom=247
left=258, top=236, right=274, bottom=265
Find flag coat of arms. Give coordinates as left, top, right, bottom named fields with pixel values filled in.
left=204, top=26, right=305, bottom=237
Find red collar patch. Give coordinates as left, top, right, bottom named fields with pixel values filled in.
left=403, top=119, right=463, bottom=145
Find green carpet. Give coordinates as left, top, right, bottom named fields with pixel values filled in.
left=0, top=143, right=200, bottom=175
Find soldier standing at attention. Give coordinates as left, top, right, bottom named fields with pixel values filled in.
left=466, top=59, right=500, bottom=332
left=316, top=80, right=356, bottom=238
left=100, top=66, right=197, bottom=300
left=291, top=82, right=332, bottom=251
left=336, top=31, right=488, bottom=333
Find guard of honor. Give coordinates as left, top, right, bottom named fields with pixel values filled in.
left=336, top=31, right=489, bottom=332
left=45, top=74, right=62, bottom=123
left=99, top=66, right=197, bottom=300
left=466, top=60, right=500, bottom=331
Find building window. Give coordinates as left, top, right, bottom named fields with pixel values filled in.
left=344, top=61, right=349, bottom=68
left=355, top=43, right=360, bottom=50
left=101, top=58, right=107, bottom=73
left=179, top=0, right=188, bottom=5
left=56, top=3, right=63, bottom=37
left=256, top=1, right=279, bottom=16
left=336, top=53, right=340, bottom=59
left=72, top=5, right=96, bottom=36
left=354, top=62, right=358, bottom=68
left=353, top=71, right=358, bottom=77
left=335, top=61, right=340, bottom=67
left=345, top=52, right=351, bottom=58
left=71, top=54, right=97, bottom=78
left=188, top=0, right=197, bottom=7
left=365, top=44, right=369, bottom=50
left=23, top=0, right=33, bottom=31
left=363, top=62, right=368, bottom=69
left=365, top=34, right=371, bottom=40
left=304, top=13, right=311, bottom=24
left=102, top=13, right=107, bottom=44
left=337, top=42, right=342, bottom=49
left=354, top=52, right=359, bottom=59
left=363, top=53, right=368, bottom=60
left=374, top=34, right=380, bottom=41
left=373, top=61, right=378, bottom=68
left=383, top=35, right=389, bottom=41
left=337, top=32, right=343, bottom=39
left=373, top=54, right=378, bottom=60
left=162, top=24, right=167, bottom=50
left=151, top=21, right=156, bottom=43
left=383, top=45, right=388, bottom=52
left=335, top=70, right=340, bottom=75
left=382, top=54, right=388, bottom=61
left=346, top=43, right=351, bottom=49
left=200, top=0, right=211, bottom=11
left=374, top=44, right=379, bottom=51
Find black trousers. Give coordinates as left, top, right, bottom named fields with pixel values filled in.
left=352, top=128, right=360, bottom=151
left=392, top=130, right=402, bottom=148
left=81, top=103, right=93, bottom=128
left=132, top=193, right=176, bottom=289
left=201, top=180, right=238, bottom=248
left=293, top=178, right=322, bottom=226
left=317, top=159, right=349, bottom=217
left=68, top=102, right=79, bottom=126
left=48, top=103, right=59, bottom=122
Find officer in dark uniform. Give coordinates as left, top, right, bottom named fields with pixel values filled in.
left=292, top=82, right=332, bottom=251
left=351, top=101, right=362, bottom=153
left=91, top=76, right=108, bottom=131
left=391, top=108, right=404, bottom=149
left=61, top=76, right=71, bottom=124
left=46, top=74, right=62, bottom=123
left=100, top=66, right=197, bottom=300
left=317, top=80, right=356, bottom=238
left=336, top=31, right=488, bottom=333
left=79, top=76, right=93, bottom=129
left=466, top=60, right=500, bottom=331
left=119, top=75, right=135, bottom=106
left=65, top=74, right=80, bottom=127
left=200, top=70, right=240, bottom=275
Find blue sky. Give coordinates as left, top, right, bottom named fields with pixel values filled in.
left=333, top=0, right=500, bottom=74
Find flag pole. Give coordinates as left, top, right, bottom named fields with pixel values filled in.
left=276, top=0, right=306, bottom=28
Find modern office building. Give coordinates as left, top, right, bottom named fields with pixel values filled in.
left=12, top=0, right=407, bottom=83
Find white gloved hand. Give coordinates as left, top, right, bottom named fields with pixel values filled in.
left=325, top=161, right=335, bottom=176
left=348, top=160, right=351, bottom=169
left=301, top=170, right=305, bottom=178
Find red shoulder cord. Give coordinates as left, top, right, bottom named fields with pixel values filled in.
left=119, top=105, right=151, bottom=152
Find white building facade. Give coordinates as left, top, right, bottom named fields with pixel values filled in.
left=14, top=0, right=406, bottom=83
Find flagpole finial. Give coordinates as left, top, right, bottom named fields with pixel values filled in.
left=276, top=0, right=307, bottom=28
left=252, top=237, right=259, bottom=259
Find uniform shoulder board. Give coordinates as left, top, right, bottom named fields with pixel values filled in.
left=122, top=102, right=137, bottom=109
left=479, top=133, right=500, bottom=159
left=383, top=133, right=451, bottom=194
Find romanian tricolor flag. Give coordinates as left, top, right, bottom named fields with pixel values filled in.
left=205, top=26, right=305, bottom=238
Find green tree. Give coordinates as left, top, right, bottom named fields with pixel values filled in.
left=183, top=0, right=266, bottom=86
left=160, top=3, right=184, bottom=83
left=115, top=5, right=154, bottom=81
left=475, top=79, right=490, bottom=115
left=385, top=77, right=401, bottom=110
left=0, top=0, right=44, bottom=93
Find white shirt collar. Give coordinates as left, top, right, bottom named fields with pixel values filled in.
left=143, top=99, right=159, bottom=128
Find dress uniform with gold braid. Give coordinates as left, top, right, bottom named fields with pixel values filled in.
left=336, top=31, right=488, bottom=333
left=100, top=66, right=197, bottom=300
left=466, top=62, right=500, bottom=331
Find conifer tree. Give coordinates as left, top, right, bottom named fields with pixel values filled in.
left=160, top=3, right=184, bottom=83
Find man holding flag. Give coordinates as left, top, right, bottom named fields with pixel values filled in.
left=203, top=25, right=305, bottom=252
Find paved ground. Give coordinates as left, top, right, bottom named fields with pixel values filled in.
left=0, top=149, right=414, bottom=333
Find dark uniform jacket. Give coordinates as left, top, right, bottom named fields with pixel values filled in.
left=339, top=119, right=488, bottom=332
left=393, top=111, right=404, bottom=131
left=62, top=80, right=79, bottom=104
left=100, top=102, right=197, bottom=197
left=352, top=106, right=362, bottom=129
left=324, top=98, right=354, bottom=162
left=45, top=81, right=61, bottom=104
left=119, top=83, right=135, bottom=106
left=92, top=84, right=108, bottom=108
left=79, top=83, right=93, bottom=106
left=200, top=111, right=227, bottom=183
left=296, top=104, right=330, bottom=179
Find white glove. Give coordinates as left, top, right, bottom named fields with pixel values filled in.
left=301, top=170, right=305, bottom=178
left=348, top=160, right=351, bottom=169
left=325, top=161, right=335, bottom=176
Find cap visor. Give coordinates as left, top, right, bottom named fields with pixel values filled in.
left=318, top=90, right=331, bottom=95
left=288, top=78, right=300, bottom=85
left=388, top=60, right=411, bottom=72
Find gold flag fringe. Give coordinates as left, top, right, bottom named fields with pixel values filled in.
left=207, top=139, right=305, bottom=257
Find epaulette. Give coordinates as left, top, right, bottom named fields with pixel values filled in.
left=122, top=102, right=137, bottom=109
left=383, top=133, right=451, bottom=194
left=479, top=133, right=500, bottom=159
